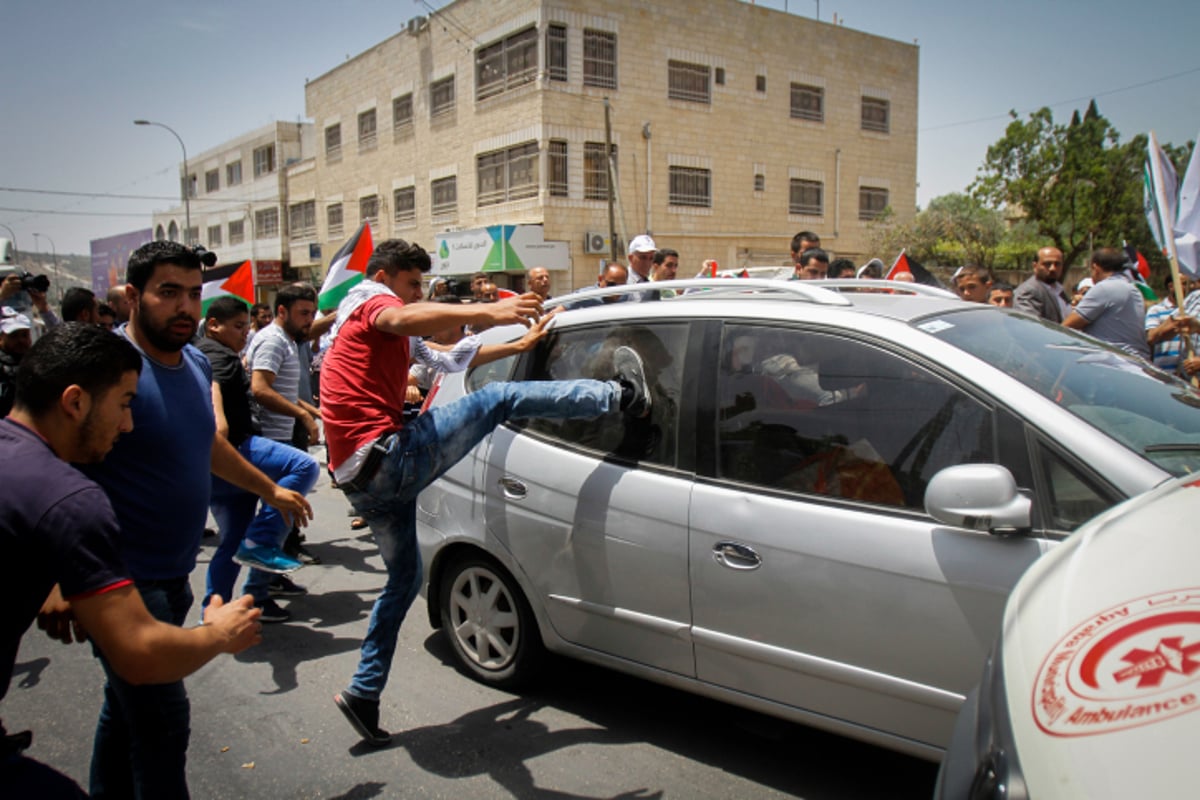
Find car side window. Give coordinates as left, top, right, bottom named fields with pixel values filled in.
left=1036, top=443, right=1114, bottom=531
left=518, top=322, right=687, bottom=467
left=717, top=324, right=994, bottom=509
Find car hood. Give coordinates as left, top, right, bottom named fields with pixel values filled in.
left=1001, top=475, right=1200, bottom=798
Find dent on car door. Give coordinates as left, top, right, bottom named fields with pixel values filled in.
left=689, top=324, right=1048, bottom=747
left=479, top=321, right=696, bottom=676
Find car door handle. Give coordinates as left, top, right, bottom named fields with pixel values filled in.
left=712, top=541, right=762, bottom=570
left=498, top=476, right=527, bottom=500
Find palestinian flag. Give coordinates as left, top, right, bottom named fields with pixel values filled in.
left=319, top=222, right=374, bottom=311
left=885, top=250, right=913, bottom=280
left=201, top=260, right=254, bottom=315
left=1122, top=241, right=1158, bottom=302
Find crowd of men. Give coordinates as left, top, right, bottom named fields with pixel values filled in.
left=3, top=228, right=1197, bottom=796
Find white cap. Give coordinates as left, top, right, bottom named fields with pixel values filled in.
left=627, top=234, right=657, bottom=256
left=0, top=310, right=32, bottom=335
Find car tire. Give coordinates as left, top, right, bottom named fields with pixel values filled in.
left=437, top=553, right=544, bottom=689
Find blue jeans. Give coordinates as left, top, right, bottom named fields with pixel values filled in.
left=90, top=578, right=193, bottom=800
left=342, top=379, right=620, bottom=701
left=205, top=436, right=319, bottom=606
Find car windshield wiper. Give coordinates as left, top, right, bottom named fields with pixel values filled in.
left=1144, top=443, right=1200, bottom=453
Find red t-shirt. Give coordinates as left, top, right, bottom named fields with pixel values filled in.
left=322, top=294, right=411, bottom=470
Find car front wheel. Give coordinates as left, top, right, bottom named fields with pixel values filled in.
left=438, top=554, right=543, bottom=688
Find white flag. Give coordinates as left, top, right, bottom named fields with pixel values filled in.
left=1144, top=132, right=1178, bottom=256
left=1174, top=132, right=1200, bottom=278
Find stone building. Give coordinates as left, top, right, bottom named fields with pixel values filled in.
left=150, top=121, right=314, bottom=296
left=286, top=0, right=918, bottom=294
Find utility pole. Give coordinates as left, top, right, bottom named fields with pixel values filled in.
left=605, top=98, right=617, bottom=263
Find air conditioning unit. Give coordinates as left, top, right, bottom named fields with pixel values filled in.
left=584, top=231, right=611, bottom=255
left=407, top=15, right=427, bottom=35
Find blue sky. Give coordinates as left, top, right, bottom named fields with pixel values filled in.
left=1, top=0, right=1197, bottom=255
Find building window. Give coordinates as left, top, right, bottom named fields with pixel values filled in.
left=226, top=161, right=242, bottom=187
left=790, top=83, right=824, bottom=122
left=756, top=75, right=766, bottom=93
left=183, top=175, right=197, bottom=200
left=357, top=109, right=377, bottom=151
left=255, top=207, right=279, bottom=238
left=359, top=195, right=379, bottom=226
left=431, top=75, right=456, bottom=118
left=394, top=187, right=416, bottom=224
left=327, top=203, right=344, bottom=238
left=583, top=29, right=617, bottom=89
left=229, top=219, right=245, bottom=245
left=476, top=26, right=537, bottom=101
left=754, top=173, right=765, bottom=193
left=185, top=226, right=199, bottom=245
left=205, top=169, right=219, bottom=193
left=392, top=94, right=413, bottom=138
left=253, top=145, right=275, bottom=177
left=548, top=140, right=568, bottom=197
left=862, top=97, right=890, bottom=133
left=669, top=166, right=711, bottom=208
left=584, top=142, right=617, bottom=201
left=431, top=176, right=457, bottom=218
left=477, top=141, right=539, bottom=207
left=789, top=179, right=824, bottom=216
left=546, top=24, right=567, bottom=82
left=289, top=200, right=316, bottom=239
left=207, top=225, right=222, bottom=246
left=859, top=186, right=889, bottom=220
left=325, top=124, right=342, bottom=162
left=668, top=60, right=711, bottom=104
left=715, top=67, right=725, bottom=86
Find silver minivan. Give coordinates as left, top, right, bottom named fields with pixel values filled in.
left=415, top=280, right=1200, bottom=760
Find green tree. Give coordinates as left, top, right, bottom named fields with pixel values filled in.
left=971, top=101, right=1190, bottom=270
left=867, top=192, right=1006, bottom=268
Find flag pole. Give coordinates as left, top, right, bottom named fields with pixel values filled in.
left=1148, top=131, right=1196, bottom=370
left=1149, top=132, right=1190, bottom=313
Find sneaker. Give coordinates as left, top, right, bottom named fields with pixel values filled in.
left=613, top=345, right=651, bottom=418
left=233, top=545, right=302, bottom=574
left=256, top=597, right=291, bottom=623
left=269, top=575, right=308, bottom=597
left=291, top=544, right=322, bottom=565
left=334, top=692, right=391, bottom=747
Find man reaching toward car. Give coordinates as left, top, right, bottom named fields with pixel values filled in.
left=320, top=238, right=651, bottom=746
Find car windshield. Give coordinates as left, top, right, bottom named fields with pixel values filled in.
left=915, top=308, right=1200, bottom=476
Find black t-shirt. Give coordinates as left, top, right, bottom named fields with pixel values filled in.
left=196, top=336, right=257, bottom=447
left=0, top=418, right=130, bottom=705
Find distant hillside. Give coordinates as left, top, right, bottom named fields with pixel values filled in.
left=12, top=252, right=93, bottom=290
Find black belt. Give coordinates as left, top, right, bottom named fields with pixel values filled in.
left=340, top=434, right=393, bottom=494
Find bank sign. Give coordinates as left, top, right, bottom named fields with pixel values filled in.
left=432, top=224, right=570, bottom=275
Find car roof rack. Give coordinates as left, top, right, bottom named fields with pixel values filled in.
left=813, top=279, right=959, bottom=299
left=549, top=278, right=854, bottom=309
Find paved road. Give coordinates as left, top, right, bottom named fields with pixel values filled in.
left=6, top=468, right=939, bottom=799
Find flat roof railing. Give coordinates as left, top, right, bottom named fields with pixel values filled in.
left=548, top=278, right=854, bottom=310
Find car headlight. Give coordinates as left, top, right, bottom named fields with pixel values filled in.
left=969, top=641, right=1029, bottom=800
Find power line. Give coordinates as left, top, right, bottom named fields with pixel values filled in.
left=921, top=65, right=1200, bottom=133
left=0, top=207, right=156, bottom=218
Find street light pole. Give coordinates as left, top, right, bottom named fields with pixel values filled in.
left=134, top=119, right=190, bottom=245
left=0, top=223, right=17, bottom=260
left=33, top=232, right=62, bottom=303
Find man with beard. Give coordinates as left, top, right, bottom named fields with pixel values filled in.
left=247, top=283, right=320, bottom=450
left=1014, top=246, right=1072, bottom=322
left=1, top=324, right=263, bottom=798
left=69, top=241, right=311, bottom=799
left=247, top=282, right=324, bottom=576
left=0, top=309, right=32, bottom=417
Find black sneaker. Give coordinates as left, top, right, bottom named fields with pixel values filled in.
left=334, top=692, right=391, bottom=747
left=257, top=597, right=291, bottom=623
left=269, top=575, right=308, bottom=597
left=613, top=345, right=651, bottom=418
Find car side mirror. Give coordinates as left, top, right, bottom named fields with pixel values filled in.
left=924, top=464, right=1032, bottom=535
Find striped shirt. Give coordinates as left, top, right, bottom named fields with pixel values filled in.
left=246, top=322, right=302, bottom=441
